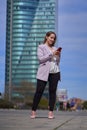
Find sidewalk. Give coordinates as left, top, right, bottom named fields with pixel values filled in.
left=0, top=109, right=87, bottom=130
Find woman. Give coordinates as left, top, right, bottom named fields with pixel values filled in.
left=31, top=31, right=61, bottom=119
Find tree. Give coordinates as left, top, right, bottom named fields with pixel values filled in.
left=82, top=101, right=87, bottom=109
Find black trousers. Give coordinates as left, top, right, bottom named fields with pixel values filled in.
left=32, top=72, right=60, bottom=111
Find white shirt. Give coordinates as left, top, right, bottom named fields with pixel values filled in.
left=49, top=55, right=60, bottom=73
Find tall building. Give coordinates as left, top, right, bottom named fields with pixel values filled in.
left=5, top=0, right=58, bottom=100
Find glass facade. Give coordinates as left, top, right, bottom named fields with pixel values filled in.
left=5, top=0, right=58, bottom=99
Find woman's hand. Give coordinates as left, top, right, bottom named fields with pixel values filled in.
left=53, top=50, right=60, bottom=56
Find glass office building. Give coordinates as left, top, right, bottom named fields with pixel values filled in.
left=5, top=0, right=58, bottom=100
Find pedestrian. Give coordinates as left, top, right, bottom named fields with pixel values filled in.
left=67, top=101, right=70, bottom=111
left=56, top=101, right=60, bottom=111
left=30, top=31, right=61, bottom=119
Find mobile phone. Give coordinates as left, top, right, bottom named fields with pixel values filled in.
left=57, top=47, right=62, bottom=52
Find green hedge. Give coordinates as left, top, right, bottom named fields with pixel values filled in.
left=0, top=99, right=14, bottom=109
left=82, top=101, right=87, bottom=109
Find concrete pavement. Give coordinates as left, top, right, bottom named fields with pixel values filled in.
left=0, top=109, right=87, bottom=130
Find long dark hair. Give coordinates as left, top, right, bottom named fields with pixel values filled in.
left=43, top=31, right=57, bottom=46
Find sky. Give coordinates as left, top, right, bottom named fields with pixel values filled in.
left=58, top=0, right=87, bottom=100
left=0, top=0, right=6, bottom=94
left=0, top=0, right=87, bottom=100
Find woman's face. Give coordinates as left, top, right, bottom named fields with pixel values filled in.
left=46, top=33, right=55, bottom=46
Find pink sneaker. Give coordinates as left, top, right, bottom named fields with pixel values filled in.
left=30, top=111, right=36, bottom=119
left=48, top=111, right=54, bottom=119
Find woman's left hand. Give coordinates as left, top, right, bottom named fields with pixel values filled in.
left=53, top=50, right=60, bottom=56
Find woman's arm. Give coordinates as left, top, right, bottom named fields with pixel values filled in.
left=37, top=45, right=53, bottom=63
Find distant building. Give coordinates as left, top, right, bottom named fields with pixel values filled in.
left=56, top=89, right=68, bottom=102
left=5, top=0, right=58, bottom=101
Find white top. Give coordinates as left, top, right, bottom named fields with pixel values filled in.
left=49, top=55, right=60, bottom=73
